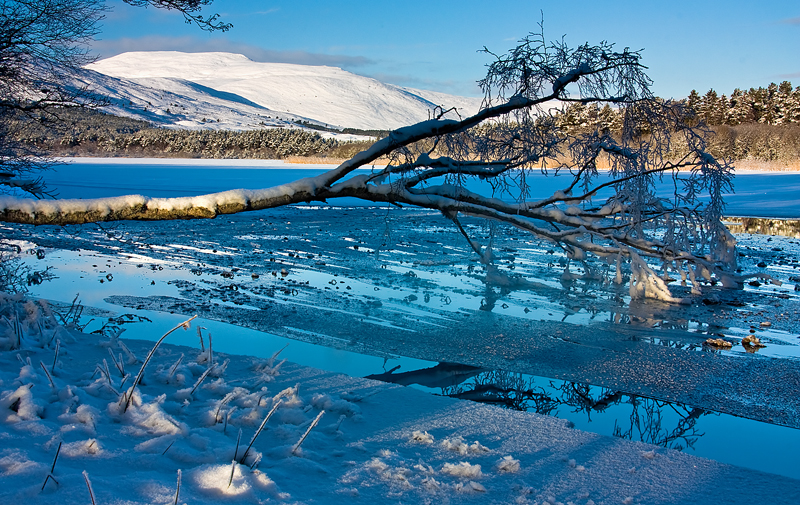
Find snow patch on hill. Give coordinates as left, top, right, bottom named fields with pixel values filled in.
left=81, top=51, right=483, bottom=132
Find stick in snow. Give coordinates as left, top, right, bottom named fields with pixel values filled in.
left=51, top=339, right=60, bottom=373
left=208, top=332, right=214, bottom=368
left=233, top=428, right=242, bottom=462
left=82, top=470, right=96, bottom=505
left=162, top=440, right=175, bottom=456
left=108, top=348, right=124, bottom=376
left=189, top=365, right=214, bottom=396
left=239, top=399, right=283, bottom=464
left=118, top=340, right=137, bottom=364
left=227, top=460, right=237, bottom=489
left=173, top=469, right=181, bottom=505
left=197, top=326, right=205, bottom=352
left=121, top=315, right=198, bottom=412
left=167, top=353, right=184, bottom=378
left=292, top=410, right=325, bottom=455
left=249, top=453, right=262, bottom=471
left=41, top=441, right=62, bottom=490
left=39, top=361, right=55, bottom=388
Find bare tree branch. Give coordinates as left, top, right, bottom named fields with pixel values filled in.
left=0, top=30, right=741, bottom=301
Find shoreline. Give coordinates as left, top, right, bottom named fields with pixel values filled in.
left=54, top=156, right=800, bottom=173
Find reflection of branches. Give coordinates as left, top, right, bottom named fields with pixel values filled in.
left=613, top=398, right=707, bottom=451
left=555, top=382, right=624, bottom=421
left=444, top=370, right=560, bottom=415
left=441, top=369, right=711, bottom=451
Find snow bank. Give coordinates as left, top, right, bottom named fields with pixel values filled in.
left=0, top=294, right=798, bottom=504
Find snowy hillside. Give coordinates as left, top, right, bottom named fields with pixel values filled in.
left=82, top=52, right=483, bottom=131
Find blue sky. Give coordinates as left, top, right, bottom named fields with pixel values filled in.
left=95, top=0, right=799, bottom=99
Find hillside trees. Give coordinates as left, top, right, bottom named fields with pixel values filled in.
left=0, top=0, right=226, bottom=198
left=687, top=81, right=800, bottom=126
left=0, top=33, right=743, bottom=301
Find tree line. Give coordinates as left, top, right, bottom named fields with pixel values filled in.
left=554, top=82, right=800, bottom=165
left=10, top=108, right=374, bottom=160
left=686, top=81, right=800, bottom=126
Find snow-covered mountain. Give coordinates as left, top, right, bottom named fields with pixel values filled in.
left=80, top=51, right=483, bottom=133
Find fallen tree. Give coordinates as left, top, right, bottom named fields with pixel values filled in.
left=0, top=33, right=746, bottom=301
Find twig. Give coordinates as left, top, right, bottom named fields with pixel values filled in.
left=173, top=469, right=181, bottom=505
left=168, top=353, right=184, bottom=378
left=214, top=392, right=237, bottom=423
left=82, top=470, right=96, bottom=505
left=51, top=339, right=60, bottom=373
left=162, top=440, right=175, bottom=455
left=207, top=332, right=213, bottom=368
left=41, top=441, right=62, bottom=490
left=108, top=348, right=124, bottom=376
left=189, top=365, right=214, bottom=396
left=121, top=315, right=198, bottom=413
left=292, top=410, right=325, bottom=455
left=223, top=408, right=236, bottom=435
left=102, top=359, right=112, bottom=384
left=267, top=343, right=289, bottom=367
left=39, top=361, right=55, bottom=388
left=118, top=340, right=137, bottom=364
left=197, top=326, right=205, bottom=352
left=239, top=399, right=283, bottom=464
left=233, top=428, right=242, bottom=461
left=227, top=460, right=237, bottom=488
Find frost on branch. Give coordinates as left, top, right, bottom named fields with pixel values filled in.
left=0, top=32, right=739, bottom=299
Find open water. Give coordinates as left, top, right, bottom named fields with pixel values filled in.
left=44, top=159, right=800, bottom=218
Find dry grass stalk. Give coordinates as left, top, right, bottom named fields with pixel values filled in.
left=239, top=399, right=283, bottom=464
left=173, top=469, right=182, bottom=505
left=82, top=470, right=96, bottom=505
left=121, top=315, right=198, bottom=413
left=41, top=441, right=62, bottom=490
left=292, top=410, right=325, bottom=455
left=51, top=339, right=60, bottom=373
left=39, top=361, right=55, bottom=388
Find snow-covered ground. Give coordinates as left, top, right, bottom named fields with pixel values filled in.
left=2, top=293, right=799, bottom=505
left=78, top=52, right=483, bottom=132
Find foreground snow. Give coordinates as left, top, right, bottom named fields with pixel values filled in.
left=1, top=294, right=798, bottom=504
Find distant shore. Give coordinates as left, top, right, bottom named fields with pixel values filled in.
left=53, top=156, right=345, bottom=168
left=55, top=156, right=800, bottom=172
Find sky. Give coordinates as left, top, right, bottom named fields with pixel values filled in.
left=94, top=0, right=800, bottom=99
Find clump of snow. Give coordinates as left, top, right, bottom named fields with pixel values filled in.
left=496, top=455, right=520, bottom=473
left=409, top=430, right=434, bottom=444
left=0, top=450, right=43, bottom=476
left=441, top=461, right=483, bottom=479
left=440, top=435, right=489, bottom=455
left=455, top=480, right=486, bottom=493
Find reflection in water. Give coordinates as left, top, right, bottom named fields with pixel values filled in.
left=453, top=370, right=708, bottom=452
left=726, top=217, right=800, bottom=238
left=373, top=365, right=711, bottom=452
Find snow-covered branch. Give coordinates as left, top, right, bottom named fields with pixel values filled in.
left=0, top=31, right=739, bottom=300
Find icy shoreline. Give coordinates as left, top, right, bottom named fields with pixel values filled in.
left=2, top=299, right=798, bottom=504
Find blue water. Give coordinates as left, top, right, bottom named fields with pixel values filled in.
left=43, top=160, right=800, bottom=218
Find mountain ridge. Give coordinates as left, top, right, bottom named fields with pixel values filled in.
left=80, top=51, right=483, bottom=133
